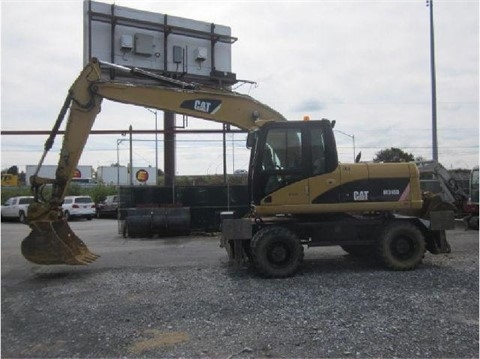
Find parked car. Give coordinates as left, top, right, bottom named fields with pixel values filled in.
left=1, top=196, right=34, bottom=222
left=233, top=169, right=247, bottom=175
left=96, top=195, right=119, bottom=218
left=62, top=196, right=96, bottom=221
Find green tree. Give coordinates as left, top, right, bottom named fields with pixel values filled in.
left=6, top=166, right=19, bottom=175
left=373, top=147, right=415, bottom=163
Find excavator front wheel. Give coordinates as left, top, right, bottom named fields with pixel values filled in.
left=250, top=226, right=304, bottom=278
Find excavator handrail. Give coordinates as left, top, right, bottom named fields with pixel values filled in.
left=98, top=60, right=200, bottom=90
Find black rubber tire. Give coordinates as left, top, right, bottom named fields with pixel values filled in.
left=64, top=211, right=70, bottom=221
left=123, top=222, right=137, bottom=238
left=468, top=216, right=479, bottom=230
left=86, top=216, right=93, bottom=221
left=375, top=221, right=425, bottom=271
left=19, top=211, right=26, bottom=223
left=341, top=245, right=374, bottom=258
left=250, top=226, right=304, bottom=278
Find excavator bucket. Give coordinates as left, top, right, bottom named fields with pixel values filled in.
left=21, top=220, right=99, bottom=265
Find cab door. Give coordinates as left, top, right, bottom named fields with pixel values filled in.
left=251, top=120, right=339, bottom=210
left=252, top=125, right=309, bottom=205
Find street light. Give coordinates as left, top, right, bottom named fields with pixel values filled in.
left=427, top=0, right=438, bottom=162
left=334, top=129, right=356, bottom=162
left=146, top=108, right=159, bottom=184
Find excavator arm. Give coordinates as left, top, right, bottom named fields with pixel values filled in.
left=22, top=58, right=286, bottom=265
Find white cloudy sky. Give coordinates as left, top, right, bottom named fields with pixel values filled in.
left=1, top=0, right=478, bottom=176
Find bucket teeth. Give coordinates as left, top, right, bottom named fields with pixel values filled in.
left=73, top=252, right=99, bottom=265
left=21, top=220, right=99, bottom=265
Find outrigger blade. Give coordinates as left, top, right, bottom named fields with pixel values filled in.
left=21, top=220, right=99, bottom=265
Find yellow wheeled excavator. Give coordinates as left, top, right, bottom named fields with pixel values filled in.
left=22, top=58, right=454, bottom=277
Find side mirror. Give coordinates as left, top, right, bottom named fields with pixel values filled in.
left=246, top=131, right=257, bottom=149
left=355, top=151, right=362, bottom=163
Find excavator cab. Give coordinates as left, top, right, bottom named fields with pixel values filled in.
left=249, top=119, right=338, bottom=205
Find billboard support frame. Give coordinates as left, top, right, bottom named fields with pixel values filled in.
left=86, top=0, right=238, bottom=86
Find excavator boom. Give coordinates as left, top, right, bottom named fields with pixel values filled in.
left=22, top=58, right=286, bottom=265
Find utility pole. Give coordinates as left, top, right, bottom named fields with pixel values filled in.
left=334, top=128, right=356, bottom=162
left=427, top=0, right=438, bottom=162
left=146, top=108, right=159, bottom=185
left=164, top=111, right=176, bottom=187
left=129, top=125, right=133, bottom=185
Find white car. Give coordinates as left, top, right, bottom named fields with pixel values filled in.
left=62, top=196, right=96, bottom=221
left=1, top=196, right=34, bottom=223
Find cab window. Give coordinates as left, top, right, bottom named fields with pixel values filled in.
left=258, top=128, right=303, bottom=196
left=311, top=128, right=327, bottom=175
left=261, top=128, right=302, bottom=171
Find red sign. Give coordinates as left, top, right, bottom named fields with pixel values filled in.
left=135, top=169, right=149, bottom=183
left=73, top=169, right=82, bottom=178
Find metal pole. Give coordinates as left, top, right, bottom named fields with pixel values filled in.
left=146, top=108, right=159, bottom=185
left=155, top=112, right=158, bottom=184
left=164, top=112, right=176, bottom=187
left=129, top=125, right=133, bottom=185
left=232, top=133, right=235, bottom=173
left=334, top=129, right=356, bottom=162
left=353, top=135, right=356, bottom=162
left=116, top=139, right=120, bottom=187
left=116, top=139, right=121, bottom=220
left=428, top=0, right=438, bottom=162
left=223, top=123, right=228, bottom=184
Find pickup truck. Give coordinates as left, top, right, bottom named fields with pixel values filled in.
left=96, top=195, right=119, bottom=218
left=1, top=196, right=34, bottom=222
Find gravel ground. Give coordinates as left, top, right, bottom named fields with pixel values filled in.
left=1, top=222, right=478, bottom=358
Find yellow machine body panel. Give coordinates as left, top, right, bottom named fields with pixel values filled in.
left=255, top=162, right=423, bottom=216
left=1, top=174, right=19, bottom=187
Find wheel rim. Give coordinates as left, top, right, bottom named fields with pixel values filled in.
left=267, top=242, right=291, bottom=267
left=390, top=235, right=415, bottom=260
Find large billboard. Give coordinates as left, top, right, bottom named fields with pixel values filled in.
left=83, top=0, right=237, bottom=86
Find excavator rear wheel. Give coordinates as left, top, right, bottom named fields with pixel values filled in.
left=250, top=226, right=304, bottom=278
left=376, top=221, right=425, bottom=271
